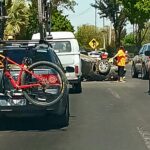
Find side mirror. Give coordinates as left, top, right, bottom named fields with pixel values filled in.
left=145, top=51, right=150, bottom=56
left=65, top=66, right=74, bottom=73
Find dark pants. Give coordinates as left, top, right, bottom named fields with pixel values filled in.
left=118, top=66, right=125, bottom=78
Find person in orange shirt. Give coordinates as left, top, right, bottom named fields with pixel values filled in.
left=113, top=46, right=126, bottom=82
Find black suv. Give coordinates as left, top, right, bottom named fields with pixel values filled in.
left=0, top=43, right=69, bottom=127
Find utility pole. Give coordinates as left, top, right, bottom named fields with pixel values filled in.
left=109, top=22, right=112, bottom=45
left=103, top=17, right=106, bottom=49
left=95, top=0, right=97, bottom=34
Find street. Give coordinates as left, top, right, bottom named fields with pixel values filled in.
left=0, top=65, right=150, bottom=150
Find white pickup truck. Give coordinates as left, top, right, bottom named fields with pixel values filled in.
left=31, top=31, right=82, bottom=93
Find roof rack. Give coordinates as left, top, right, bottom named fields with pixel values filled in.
left=0, top=39, right=52, bottom=47
left=0, top=40, right=40, bottom=44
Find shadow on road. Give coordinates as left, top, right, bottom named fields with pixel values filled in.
left=0, top=116, right=68, bottom=131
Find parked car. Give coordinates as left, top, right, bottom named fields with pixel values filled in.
left=131, top=43, right=150, bottom=79
left=0, top=43, right=70, bottom=127
left=31, top=32, right=82, bottom=93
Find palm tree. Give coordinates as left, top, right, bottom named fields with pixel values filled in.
left=4, top=0, right=29, bottom=39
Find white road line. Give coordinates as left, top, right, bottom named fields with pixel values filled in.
left=107, top=88, right=120, bottom=99
left=137, top=126, right=150, bottom=149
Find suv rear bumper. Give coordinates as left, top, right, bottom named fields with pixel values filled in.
left=67, top=76, right=81, bottom=84
left=0, top=94, right=68, bottom=117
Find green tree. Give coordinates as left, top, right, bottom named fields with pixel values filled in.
left=23, top=0, right=75, bottom=39
left=4, top=0, right=29, bottom=39
left=121, top=0, right=150, bottom=49
left=142, top=22, right=150, bottom=44
left=75, top=24, right=103, bottom=50
left=51, top=0, right=77, bottom=11
left=92, top=0, right=127, bottom=48
left=23, top=0, right=38, bottom=39
left=136, top=0, right=150, bottom=13
left=51, top=9, right=74, bottom=32
left=123, top=33, right=134, bottom=46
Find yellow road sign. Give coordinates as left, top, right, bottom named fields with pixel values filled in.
left=89, top=38, right=99, bottom=49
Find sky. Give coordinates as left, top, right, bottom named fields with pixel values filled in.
left=64, top=0, right=133, bottom=33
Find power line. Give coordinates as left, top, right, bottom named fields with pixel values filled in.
left=78, top=7, right=92, bottom=16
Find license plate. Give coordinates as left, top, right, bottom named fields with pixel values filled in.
left=12, top=99, right=26, bottom=106
left=0, top=99, right=26, bottom=106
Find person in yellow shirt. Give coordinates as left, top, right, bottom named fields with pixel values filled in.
left=113, top=46, right=126, bottom=82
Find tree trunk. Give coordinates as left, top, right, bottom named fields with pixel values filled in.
left=136, top=25, right=143, bottom=50
left=114, top=29, right=121, bottom=48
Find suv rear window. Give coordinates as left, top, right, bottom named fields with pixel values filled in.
left=0, top=47, right=52, bottom=64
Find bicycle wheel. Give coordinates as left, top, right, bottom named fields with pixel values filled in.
left=21, top=61, right=68, bottom=107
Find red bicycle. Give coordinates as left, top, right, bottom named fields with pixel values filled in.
left=0, top=53, right=67, bottom=107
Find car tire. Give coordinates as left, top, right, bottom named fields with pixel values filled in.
left=73, top=81, right=82, bottom=93
left=56, top=97, right=69, bottom=128
left=141, top=64, right=148, bottom=79
left=98, top=60, right=111, bottom=75
left=131, top=64, right=138, bottom=78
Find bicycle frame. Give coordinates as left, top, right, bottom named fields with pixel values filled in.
left=0, top=54, right=42, bottom=90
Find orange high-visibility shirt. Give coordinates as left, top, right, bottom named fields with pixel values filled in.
left=116, top=49, right=126, bottom=66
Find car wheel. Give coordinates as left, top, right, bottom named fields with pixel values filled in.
left=141, top=65, right=148, bottom=79
left=98, top=60, right=111, bottom=75
left=131, top=64, right=138, bottom=78
left=73, top=82, right=82, bottom=93
left=57, top=97, right=69, bottom=127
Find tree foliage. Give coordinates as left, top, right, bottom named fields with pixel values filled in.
left=121, top=0, right=150, bottom=48
left=23, top=0, right=38, bottom=39
left=142, top=22, right=150, bottom=44
left=136, top=0, right=150, bottom=14
left=51, top=9, right=74, bottom=32
left=51, top=0, right=77, bottom=11
left=92, top=0, right=127, bottom=48
left=4, top=0, right=29, bottom=39
left=75, top=25, right=103, bottom=50
left=123, top=33, right=134, bottom=46
left=3, top=0, right=76, bottom=40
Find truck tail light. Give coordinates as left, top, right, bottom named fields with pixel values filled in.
left=75, top=65, right=79, bottom=74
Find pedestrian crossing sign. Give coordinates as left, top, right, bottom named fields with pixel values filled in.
left=89, top=38, right=99, bottom=49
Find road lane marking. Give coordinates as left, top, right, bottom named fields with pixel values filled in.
left=137, top=126, right=150, bottom=149
left=107, top=88, right=120, bottom=99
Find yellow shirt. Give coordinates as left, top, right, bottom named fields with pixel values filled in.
left=116, top=49, right=126, bottom=66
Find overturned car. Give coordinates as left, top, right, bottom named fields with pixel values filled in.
left=80, top=53, right=112, bottom=81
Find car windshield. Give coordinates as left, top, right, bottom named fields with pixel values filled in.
left=1, top=48, right=52, bottom=64
left=51, top=41, right=71, bottom=53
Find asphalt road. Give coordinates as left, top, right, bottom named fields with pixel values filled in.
left=1, top=65, right=150, bottom=150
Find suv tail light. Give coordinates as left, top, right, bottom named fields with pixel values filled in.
left=75, top=65, right=79, bottom=74
left=41, top=74, right=60, bottom=85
